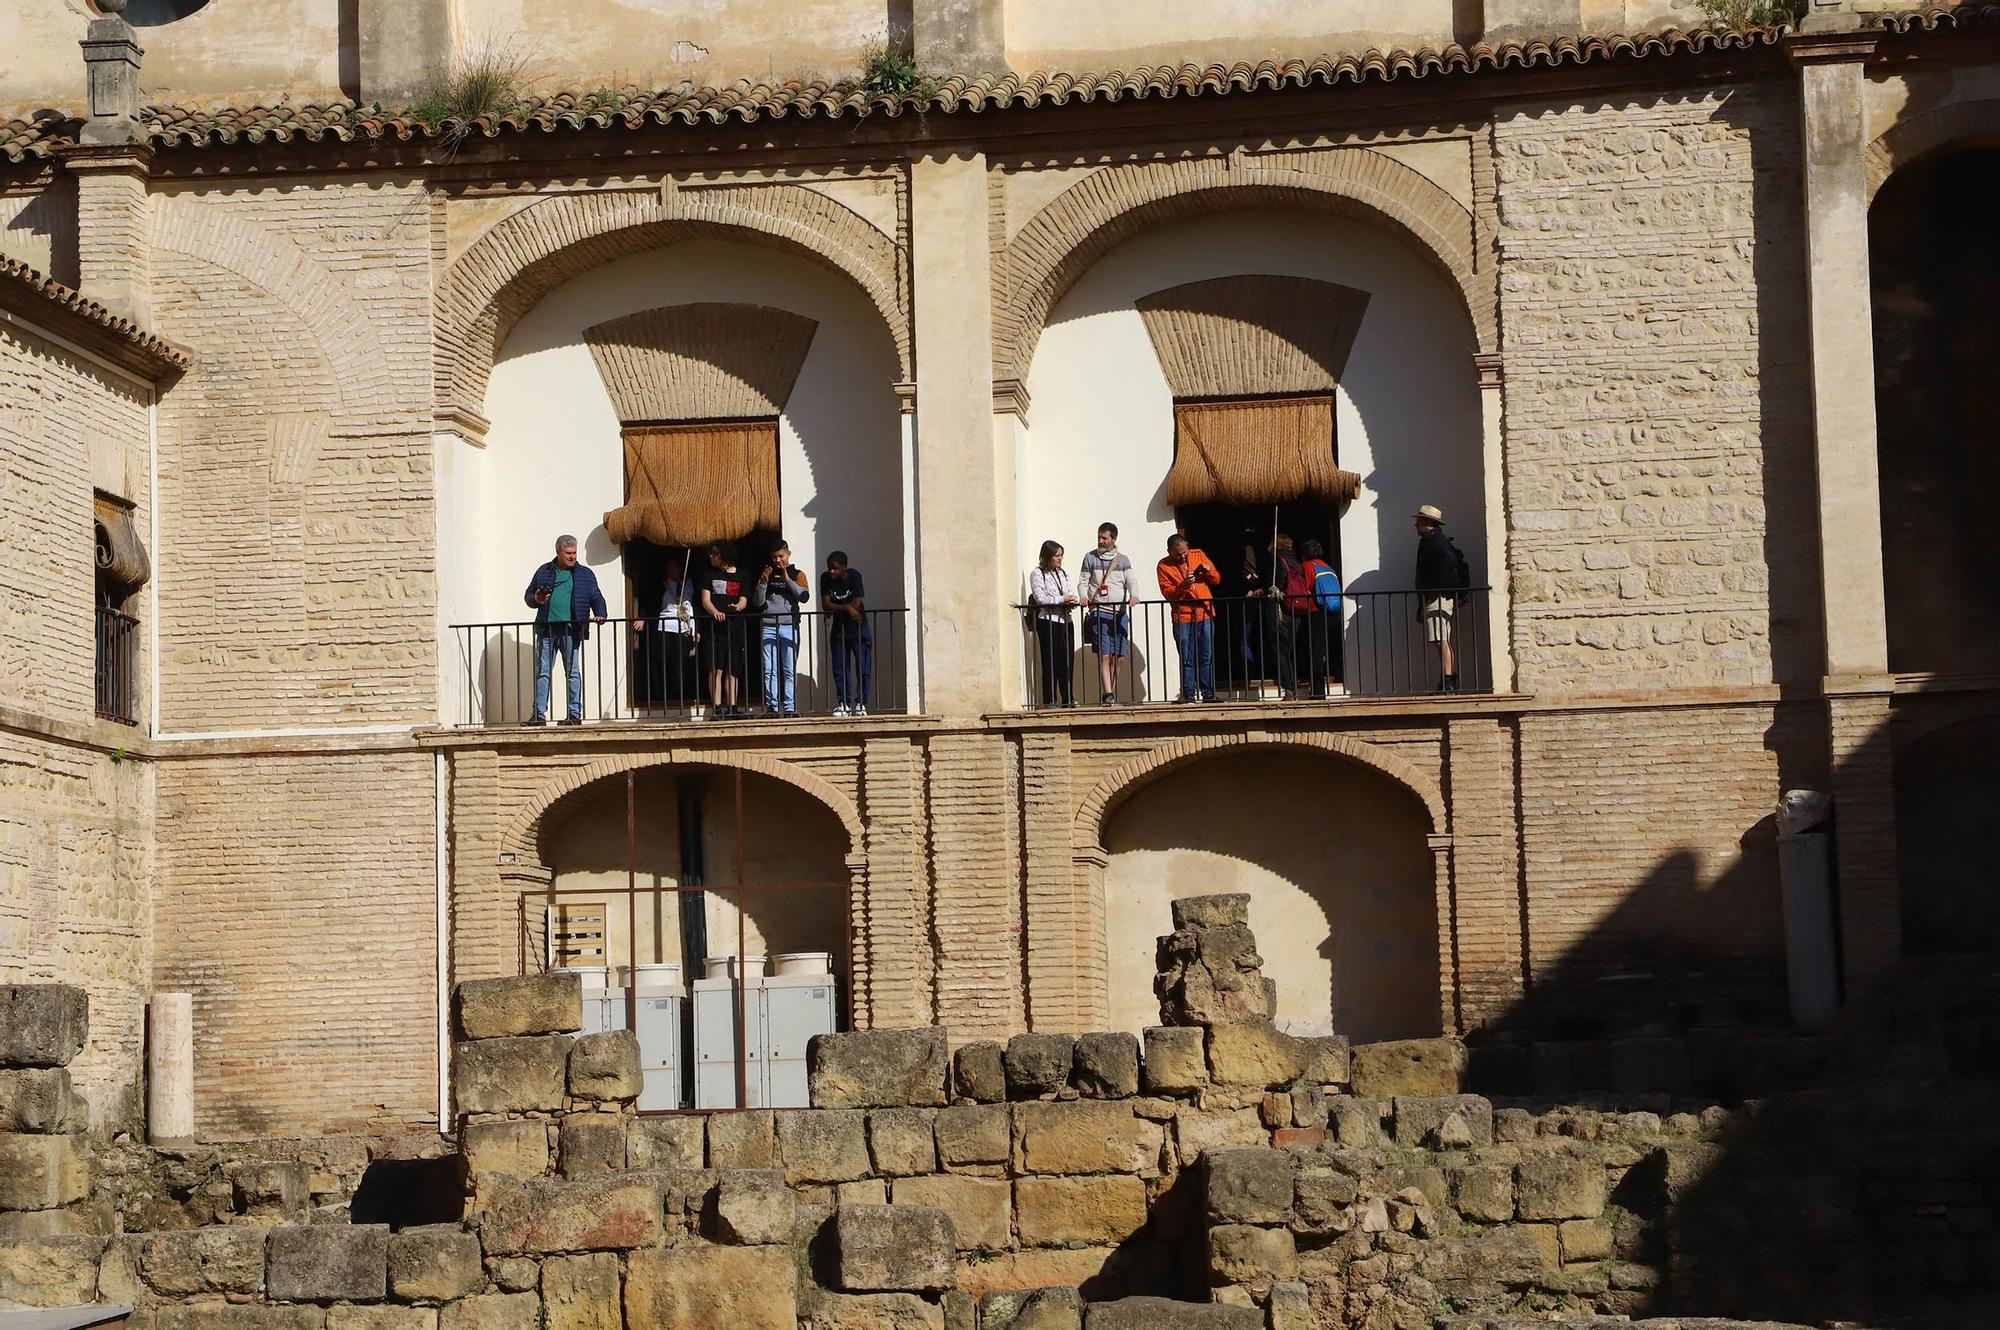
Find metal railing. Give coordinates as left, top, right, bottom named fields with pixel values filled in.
left=1017, top=588, right=1492, bottom=707
left=451, top=609, right=908, bottom=726
left=95, top=607, right=139, bottom=724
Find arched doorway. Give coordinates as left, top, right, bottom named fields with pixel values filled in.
left=1894, top=717, right=2000, bottom=957
left=1100, top=747, right=1440, bottom=1042
left=1869, top=145, right=2000, bottom=676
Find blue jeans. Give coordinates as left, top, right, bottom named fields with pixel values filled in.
left=1173, top=617, right=1215, bottom=700
left=761, top=620, right=799, bottom=713
left=830, top=624, right=873, bottom=707
left=533, top=629, right=582, bottom=721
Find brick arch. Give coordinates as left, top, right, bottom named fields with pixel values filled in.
left=500, top=749, right=864, bottom=866
left=439, top=185, right=910, bottom=429
left=151, top=196, right=398, bottom=427
left=1867, top=98, right=2000, bottom=203
left=996, top=151, right=1492, bottom=385
left=1075, top=731, right=1446, bottom=852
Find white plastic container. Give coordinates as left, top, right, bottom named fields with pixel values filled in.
left=558, top=965, right=610, bottom=993
left=771, top=951, right=833, bottom=977
left=633, top=962, right=684, bottom=993
left=704, top=954, right=767, bottom=981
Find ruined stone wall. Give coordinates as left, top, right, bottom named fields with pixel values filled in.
left=1494, top=84, right=1820, bottom=695
left=152, top=748, right=438, bottom=1138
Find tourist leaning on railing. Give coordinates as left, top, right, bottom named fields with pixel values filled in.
left=821, top=551, right=873, bottom=717
left=1412, top=504, right=1469, bottom=694
left=1156, top=533, right=1220, bottom=704
left=522, top=534, right=607, bottom=726
left=1080, top=522, right=1136, bottom=706
left=1028, top=540, right=1079, bottom=708
left=754, top=538, right=811, bottom=718
left=700, top=542, right=753, bottom=719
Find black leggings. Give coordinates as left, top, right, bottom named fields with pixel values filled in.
left=1033, top=618, right=1074, bottom=705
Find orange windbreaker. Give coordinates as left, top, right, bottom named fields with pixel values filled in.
left=1157, top=549, right=1221, bottom=623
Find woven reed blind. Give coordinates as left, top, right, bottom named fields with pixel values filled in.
left=602, top=420, right=780, bottom=547
left=1166, top=395, right=1362, bottom=507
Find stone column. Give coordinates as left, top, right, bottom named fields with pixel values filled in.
left=1428, top=834, right=1460, bottom=1035
left=1788, top=21, right=1903, bottom=988
left=79, top=7, right=143, bottom=147
left=1475, top=353, right=1515, bottom=693
left=147, top=992, right=195, bottom=1145
left=909, top=152, right=1008, bottom=717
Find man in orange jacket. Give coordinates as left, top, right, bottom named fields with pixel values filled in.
left=1158, top=533, right=1222, bottom=703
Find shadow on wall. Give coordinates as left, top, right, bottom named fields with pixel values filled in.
left=1102, top=748, right=1440, bottom=1044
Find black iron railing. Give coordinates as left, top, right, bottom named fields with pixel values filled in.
left=451, top=610, right=908, bottom=726
left=94, top=607, right=139, bottom=724
left=1016, top=589, right=1492, bottom=707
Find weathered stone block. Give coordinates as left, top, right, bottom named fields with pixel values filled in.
left=1206, top=1223, right=1297, bottom=1285
left=1205, top=1021, right=1302, bottom=1089
left=1661, top=1141, right=1725, bottom=1202
left=267, top=1223, right=389, bottom=1303
left=953, top=1042, right=1006, bottom=1103
left=388, top=1226, right=482, bottom=1303
left=1347, top=1037, right=1466, bottom=1098
left=627, top=1114, right=705, bottom=1169
left=0, top=986, right=88, bottom=1069
left=805, top=1291, right=946, bottom=1330
left=1292, top=1169, right=1358, bottom=1233
left=138, top=1226, right=267, bottom=1295
left=935, top=1104, right=1010, bottom=1167
left=981, top=1286, right=1083, bottom=1330
left=1515, top=1156, right=1607, bottom=1220
left=234, top=1162, right=311, bottom=1220
left=1071, top=1033, right=1139, bottom=1099
left=157, top=1309, right=327, bottom=1330
left=1015, top=1102, right=1160, bottom=1176
left=558, top=1114, right=626, bottom=1176
left=1325, top=1095, right=1384, bottom=1147
left=1448, top=1164, right=1514, bottom=1222
left=1084, top=1296, right=1262, bottom=1329
left=837, top=1178, right=888, bottom=1206
left=479, top=1174, right=664, bottom=1254
left=1391, top=1095, right=1494, bottom=1150
left=329, top=1308, right=436, bottom=1330
left=708, top=1108, right=777, bottom=1169
left=1171, top=1106, right=1264, bottom=1165
left=455, top=973, right=580, bottom=1040
left=541, top=1251, right=620, bottom=1330
left=714, top=1169, right=796, bottom=1244
left=835, top=1204, right=956, bottom=1291
left=0, top=1234, right=105, bottom=1308
left=1297, top=1035, right=1349, bottom=1087
left=1204, top=1148, right=1296, bottom=1224
left=810, top=1028, right=949, bottom=1109
left=0, top=1210, right=102, bottom=1240
left=777, top=1109, right=871, bottom=1184
left=1141, top=1027, right=1206, bottom=1093
left=439, top=1292, right=539, bottom=1330
left=0, top=1068, right=80, bottom=1132
left=1558, top=1216, right=1614, bottom=1261
left=1004, top=1034, right=1074, bottom=1099
left=955, top=1247, right=1120, bottom=1301
left=868, top=1107, right=938, bottom=1175
left=567, top=1031, right=641, bottom=1102
left=946, top=1289, right=976, bottom=1330
left=488, top=1257, right=539, bottom=1292
left=625, top=1241, right=796, bottom=1328
left=891, top=1174, right=1011, bottom=1251
left=0, top=1134, right=87, bottom=1210
left=462, top=1120, right=549, bottom=1179
left=1268, top=1281, right=1310, bottom=1330
left=1015, top=1176, right=1147, bottom=1247
left=1170, top=894, right=1249, bottom=929
left=1420, top=1225, right=1550, bottom=1298
left=452, top=1035, right=569, bottom=1116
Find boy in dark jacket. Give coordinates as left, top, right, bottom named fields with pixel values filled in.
left=523, top=534, right=608, bottom=724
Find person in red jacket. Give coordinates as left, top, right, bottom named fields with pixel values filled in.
left=1157, top=533, right=1222, bottom=703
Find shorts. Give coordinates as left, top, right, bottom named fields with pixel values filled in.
left=1087, top=610, right=1130, bottom=657
left=1421, top=595, right=1456, bottom=643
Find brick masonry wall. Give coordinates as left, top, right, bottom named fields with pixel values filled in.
left=148, top=183, right=437, bottom=732
left=0, top=317, right=155, bottom=1127
left=1494, top=84, right=1820, bottom=693
left=153, top=749, right=438, bottom=1136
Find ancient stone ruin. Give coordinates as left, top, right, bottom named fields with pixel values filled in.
left=4, top=893, right=1992, bottom=1327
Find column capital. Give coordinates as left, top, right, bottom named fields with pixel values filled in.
left=992, top=377, right=1031, bottom=423
left=1784, top=28, right=1883, bottom=65
left=893, top=381, right=917, bottom=415
left=1473, top=352, right=1504, bottom=390
left=58, top=141, right=154, bottom=177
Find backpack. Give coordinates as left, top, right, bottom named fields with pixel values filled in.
left=1307, top=560, right=1342, bottom=613
left=1279, top=555, right=1312, bottom=613
left=1447, top=538, right=1472, bottom=591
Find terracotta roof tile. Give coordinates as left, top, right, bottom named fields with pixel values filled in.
left=0, top=255, right=192, bottom=373
left=3, top=5, right=1997, bottom=164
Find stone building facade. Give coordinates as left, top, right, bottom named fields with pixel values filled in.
left=1, top=0, right=1996, bottom=1138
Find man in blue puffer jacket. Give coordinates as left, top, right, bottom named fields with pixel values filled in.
left=523, top=534, right=607, bottom=725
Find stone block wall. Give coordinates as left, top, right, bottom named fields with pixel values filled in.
left=0, top=984, right=94, bottom=1237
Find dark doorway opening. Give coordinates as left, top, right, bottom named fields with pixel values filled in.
left=1176, top=497, right=1343, bottom=692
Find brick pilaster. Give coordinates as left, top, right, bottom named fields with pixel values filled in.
left=862, top=736, right=930, bottom=1027
left=1446, top=717, right=1526, bottom=1030
left=1827, top=690, right=1899, bottom=989
left=66, top=148, right=152, bottom=325
left=926, top=732, right=1024, bottom=1038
